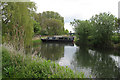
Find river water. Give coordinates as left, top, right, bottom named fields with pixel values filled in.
left=33, top=42, right=120, bottom=78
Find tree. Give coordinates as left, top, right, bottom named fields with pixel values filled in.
left=90, top=12, right=117, bottom=47
left=45, top=18, right=64, bottom=35
left=34, top=11, right=65, bottom=35
left=33, top=20, right=41, bottom=35
left=42, top=11, right=64, bottom=23
left=2, top=2, right=36, bottom=53
left=71, top=19, right=92, bottom=45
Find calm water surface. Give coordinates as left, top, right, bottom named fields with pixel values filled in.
left=33, top=42, right=120, bottom=78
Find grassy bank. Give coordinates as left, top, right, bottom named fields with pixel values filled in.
left=32, top=39, right=41, bottom=44
left=2, top=45, right=85, bottom=78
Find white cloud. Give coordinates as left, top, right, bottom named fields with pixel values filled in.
left=31, top=0, right=119, bottom=32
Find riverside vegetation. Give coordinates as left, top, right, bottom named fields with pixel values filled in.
left=2, top=44, right=85, bottom=78
left=71, top=13, right=120, bottom=49
left=2, top=2, right=83, bottom=78
left=1, top=2, right=120, bottom=78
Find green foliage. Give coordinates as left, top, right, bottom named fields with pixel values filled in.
left=45, top=18, right=64, bottom=35
left=33, top=20, right=41, bottom=35
left=71, top=12, right=118, bottom=48
left=32, top=39, right=41, bottom=44
left=42, top=11, right=64, bottom=23
left=2, top=2, right=36, bottom=53
left=64, top=29, right=69, bottom=35
left=90, top=12, right=116, bottom=47
left=112, top=35, right=120, bottom=44
left=2, top=46, right=85, bottom=78
left=71, top=20, right=92, bottom=45
left=34, top=11, right=65, bottom=35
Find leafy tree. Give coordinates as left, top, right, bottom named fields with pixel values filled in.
left=71, top=12, right=117, bottom=48
left=42, top=11, right=64, bottom=23
left=71, top=19, right=92, bottom=45
left=90, top=12, right=117, bottom=47
left=34, top=11, right=65, bottom=35
left=34, top=13, right=42, bottom=25
left=33, top=20, right=41, bottom=35
left=2, top=2, right=36, bottom=53
left=45, top=18, right=64, bottom=35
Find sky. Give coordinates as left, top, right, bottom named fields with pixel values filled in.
left=31, top=0, right=120, bottom=32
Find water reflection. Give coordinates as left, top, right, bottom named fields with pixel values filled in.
left=56, top=45, right=79, bottom=67
left=40, top=42, right=64, bottom=60
left=38, top=42, right=74, bottom=61
left=72, top=47, right=120, bottom=78
left=33, top=42, right=120, bottom=78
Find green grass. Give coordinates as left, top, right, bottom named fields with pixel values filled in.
left=2, top=46, right=85, bottom=78
left=32, top=39, right=41, bottom=43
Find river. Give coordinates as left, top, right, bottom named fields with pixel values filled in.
left=33, top=42, right=120, bottom=78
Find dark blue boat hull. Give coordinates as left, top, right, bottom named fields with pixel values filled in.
left=41, top=39, right=73, bottom=43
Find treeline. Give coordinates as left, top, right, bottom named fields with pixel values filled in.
left=71, top=12, right=120, bottom=49
left=33, top=11, right=69, bottom=35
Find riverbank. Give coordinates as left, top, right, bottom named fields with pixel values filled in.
left=32, top=39, right=41, bottom=44
left=31, top=38, right=120, bottom=78
left=2, top=45, right=85, bottom=78
left=75, top=39, right=120, bottom=50
left=32, top=36, right=120, bottom=51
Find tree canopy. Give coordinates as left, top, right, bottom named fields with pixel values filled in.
left=2, top=2, right=36, bottom=53
left=90, top=12, right=117, bottom=47
left=71, top=12, right=118, bottom=48
left=71, top=20, right=92, bottom=45
left=34, top=11, right=65, bottom=35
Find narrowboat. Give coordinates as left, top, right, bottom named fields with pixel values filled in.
left=41, top=36, right=74, bottom=43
